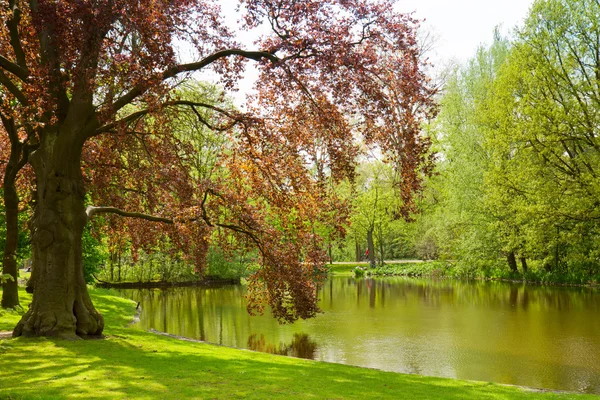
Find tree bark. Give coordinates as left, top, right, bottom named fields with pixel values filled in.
left=520, top=257, right=528, bottom=274
left=1, top=147, right=21, bottom=309
left=109, top=251, right=115, bottom=281
left=377, top=224, right=385, bottom=267
left=507, top=251, right=518, bottom=273
left=366, top=229, right=376, bottom=268
left=13, top=127, right=103, bottom=339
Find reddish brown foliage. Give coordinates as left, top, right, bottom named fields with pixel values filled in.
left=0, top=0, right=436, bottom=327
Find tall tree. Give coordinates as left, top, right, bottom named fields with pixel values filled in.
left=0, top=120, right=33, bottom=308
left=0, top=0, right=435, bottom=338
left=484, top=0, right=600, bottom=272
left=420, top=32, right=510, bottom=267
left=350, top=161, right=396, bottom=267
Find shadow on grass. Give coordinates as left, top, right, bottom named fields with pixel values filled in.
left=0, top=289, right=595, bottom=399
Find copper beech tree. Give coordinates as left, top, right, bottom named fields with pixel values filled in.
left=0, top=114, right=34, bottom=308
left=0, top=0, right=436, bottom=338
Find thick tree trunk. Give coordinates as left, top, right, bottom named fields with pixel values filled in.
left=507, top=251, right=518, bottom=273
left=1, top=164, right=21, bottom=309
left=366, top=229, right=376, bottom=268
left=13, top=130, right=103, bottom=339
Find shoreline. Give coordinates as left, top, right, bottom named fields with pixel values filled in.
left=95, top=277, right=240, bottom=289
left=0, top=288, right=597, bottom=398
left=330, top=261, right=600, bottom=288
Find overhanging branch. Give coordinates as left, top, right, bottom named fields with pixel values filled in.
left=91, top=109, right=150, bottom=137
left=86, top=206, right=174, bottom=224
left=92, top=100, right=244, bottom=137
left=110, top=48, right=279, bottom=113
left=0, top=54, right=28, bottom=81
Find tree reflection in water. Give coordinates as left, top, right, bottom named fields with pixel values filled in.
left=247, top=333, right=318, bottom=359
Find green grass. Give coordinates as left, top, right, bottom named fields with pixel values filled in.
left=327, top=262, right=363, bottom=275
left=369, top=261, right=449, bottom=278
left=0, top=288, right=597, bottom=399
left=0, top=289, right=31, bottom=331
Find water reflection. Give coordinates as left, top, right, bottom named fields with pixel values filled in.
left=248, top=333, right=318, bottom=359
left=120, top=277, right=600, bottom=394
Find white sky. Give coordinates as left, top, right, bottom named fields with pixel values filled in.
left=398, top=0, right=535, bottom=67
left=211, top=0, right=536, bottom=105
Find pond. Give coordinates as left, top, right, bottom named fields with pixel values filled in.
left=119, top=277, right=600, bottom=394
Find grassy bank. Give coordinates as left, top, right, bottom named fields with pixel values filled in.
left=345, top=261, right=600, bottom=286
left=0, top=288, right=596, bottom=399
left=327, top=262, right=362, bottom=275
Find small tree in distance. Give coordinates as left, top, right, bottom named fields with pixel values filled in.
left=0, top=0, right=436, bottom=339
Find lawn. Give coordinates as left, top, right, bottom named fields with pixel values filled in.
left=327, top=262, right=362, bottom=275
left=0, top=288, right=596, bottom=399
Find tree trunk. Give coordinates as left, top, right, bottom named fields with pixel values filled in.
left=1, top=151, right=21, bottom=309
left=367, top=229, right=376, bottom=268
left=109, top=251, right=115, bottom=281
left=377, top=224, right=385, bottom=267
left=507, top=251, right=518, bottom=273
left=13, top=129, right=103, bottom=339
left=520, top=257, right=528, bottom=274
left=355, top=238, right=361, bottom=263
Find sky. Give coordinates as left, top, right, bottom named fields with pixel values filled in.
left=398, top=0, right=535, bottom=66
left=211, top=0, right=536, bottom=105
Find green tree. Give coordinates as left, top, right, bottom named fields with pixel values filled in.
left=484, top=0, right=600, bottom=275
left=350, top=161, right=398, bottom=267
left=418, top=32, right=510, bottom=270
left=0, top=1, right=435, bottom=338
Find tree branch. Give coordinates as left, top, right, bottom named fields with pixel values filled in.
left=91, top=109, right=150, bottom=137
left=110, top=48, right=279, bottom=113
left=0, top=114, right=19, bottom=145
left=0, top=69, right=28, bottom=105
left=0, top=54, right=28, bottom=81
left=92, top=100, right=244, bottom=137
left=86, top=206, right=174, bottom=224
left=7, top=0, right=28, bottom=71
left=199, top=189, right=265, bottom=253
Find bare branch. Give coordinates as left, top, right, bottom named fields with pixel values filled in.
left=92, top=99, right=243, bottom=137
left=86, top=206, right=174, bottom=224
left=7, top=0, right=28, bottom=71
left=199, top=189, right=265, bottom=253
left=91, top=109, right=150, bottom=137
left=0, top=69, right=28, bottom=105
left=0, top=54, right=28, bottom=81
left=111, top=48, right=279, bottom=113
left=0, top=114, right=19, bottom=144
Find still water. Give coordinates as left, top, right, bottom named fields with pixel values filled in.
left=120, top=277, right=600, bottom=393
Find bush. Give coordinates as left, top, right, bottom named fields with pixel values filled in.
left=353, top=266, right=367, bottom=277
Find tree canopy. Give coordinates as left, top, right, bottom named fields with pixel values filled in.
left=0, top=0, right=436, bottom=338
left=403, top=0, right=600, bottom=282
